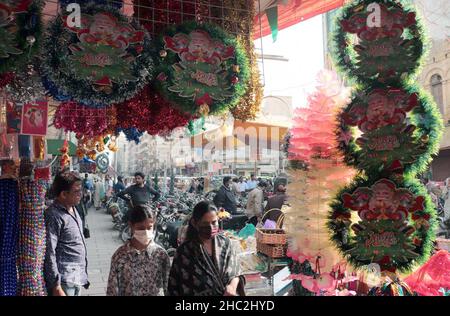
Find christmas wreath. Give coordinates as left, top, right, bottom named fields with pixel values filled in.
left=0, top=0, right=43, bottom=75
left=335, top=85, right=442, bottom=176
left=152, top=21, right=250, bottom=116
left=328, top=0, right=443, bottom=274
left=41, top=2, right=154, bottom=107
left=332, top=0, right=426, bottom=86
left=328, top=176, right=437, bottom=272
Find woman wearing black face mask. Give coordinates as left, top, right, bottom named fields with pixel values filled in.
left=168, top=201, right=245, bottom=296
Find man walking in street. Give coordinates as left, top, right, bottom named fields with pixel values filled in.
left=232, top=178, right=242, bottom=196
left=213, top=176, right=237, bottom=214
left=44, top=172, right=90, bottom=296
left=246, top=181, right=267, bottom=226
left=246, top=174, right=258, bottom=192
left=117, top=172, right=161, bottom=207
left=113, top=176, right=126, bottom=195
left=264, top=184, right=287, bottom=212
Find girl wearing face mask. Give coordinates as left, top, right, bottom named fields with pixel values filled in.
left=168, top=201, right=245, bottom=296
left=106, top=205, right=170, bottom=296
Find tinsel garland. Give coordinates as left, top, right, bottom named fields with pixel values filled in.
left=0, top=0, right=44, bottom=75
left=114, top=85, right=194, bottom=136
left=54, top=101, right=117, bottom=139
left=0, top=179, right=19, bottom=296
left=41, top=2, right=154, bottom=107
left=152, top=21, right=250, bottom=116
left=221, top=0, right=262, bottom=121
left=5, top=64, right=46, bottom=105
left=17, top=178, right=48, bottom=296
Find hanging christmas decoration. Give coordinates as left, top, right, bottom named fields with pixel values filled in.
left=95, top=153, right=109, bottom=174
left=54, top=101, right=117, bottom=139
left=0, top=178, right=19, bottom=296
left=333, top=0, right=426, bottom=85
left=221, top=0, right=262, bottom=121
left=59, top=139, right=70, bottom=169
left=41, top=1, right=154, bottom=107
left=328, top=0, right=443, bottom=274
left=5, top=64, right=46, bottom=105
left=17, top=178, right=48, bottom=296
left=0, top=0, right=43, bottom=75
left=153, top=21, right=250, bottom=116
left=114, top=85, right=194, bottom=136
left=284, top=70, right=355, bottom=286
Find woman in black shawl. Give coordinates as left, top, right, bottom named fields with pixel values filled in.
left=168, top=201, right=245, bottom=296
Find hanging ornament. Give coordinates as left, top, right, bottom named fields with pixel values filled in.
left=41, top=2, right=154, bottom=107
left=0, top=0, right=43, bottom=75
left=153, top=21, right=250, bottom=116
left=329, top=0, right=443, bottom=274
left=95, top=153, right=109, bottom=174
left=59, top=139, right=70, bottom=169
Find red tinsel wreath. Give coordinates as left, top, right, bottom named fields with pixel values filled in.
left=114, top=85, right=194, bottom=136
left=54, top=101, right=117, bottom=139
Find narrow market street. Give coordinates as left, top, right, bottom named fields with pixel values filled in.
left=82, top=208, right=122, bottom=296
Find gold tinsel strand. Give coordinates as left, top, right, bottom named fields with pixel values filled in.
left=222, top=0, right=263, bottom=121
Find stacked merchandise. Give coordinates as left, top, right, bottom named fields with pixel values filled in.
left=17, top=179, right=48, bottom=296
left=0, top=179, right=19, bottom=296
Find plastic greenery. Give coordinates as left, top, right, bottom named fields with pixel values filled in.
left=0, top=0, right=44, bottom=74
left=41, top=2, right=154, bottom=107
left=152, top=21, right=250, bottom=116
left=328, top=0, right=443, bottom=273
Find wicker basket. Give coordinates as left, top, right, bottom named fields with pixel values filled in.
left=257, top=242, right=287, bottom=258
left=256, top=228, right=287, bottom=245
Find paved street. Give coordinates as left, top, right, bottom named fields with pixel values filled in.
left=82, top=207, right=122, bottom=296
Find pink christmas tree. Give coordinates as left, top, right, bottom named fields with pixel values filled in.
left=285, top=70, right=356, bottom=295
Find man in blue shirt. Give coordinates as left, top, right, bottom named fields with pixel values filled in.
left=245, top=174, right=258, bottom=192
left=44, top=172, right=89, bottom=296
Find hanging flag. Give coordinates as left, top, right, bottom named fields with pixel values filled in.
left=254, top=0, right=345, bottom=40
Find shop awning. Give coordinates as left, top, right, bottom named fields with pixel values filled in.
left=253, top=0, right=345, bottom=40
left=191, top=120, right=288, bottom=149
left=47, top=139, right=77, bottom=156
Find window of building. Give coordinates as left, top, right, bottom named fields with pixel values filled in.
left=430, top=74, right=444, bottom=114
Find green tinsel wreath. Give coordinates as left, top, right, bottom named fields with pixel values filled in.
left=0, top=0, right=43, bottom=74
left=152, top=21, right=250, bottom=116
left=331, top=0, right=428, bottom=87
left=335, top=85, right=443, bottom=177
left=327, top=175, right=437, bottom=273
left=41, top=2, right=154, bottom=107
